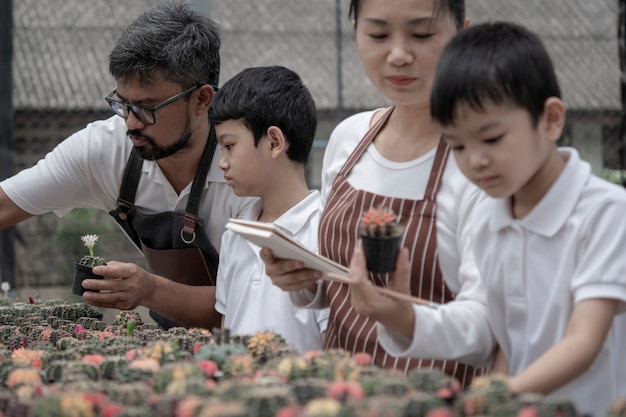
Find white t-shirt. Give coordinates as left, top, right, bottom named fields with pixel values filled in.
left=216, top=190, right=329, bottom=355
left=0, top=116, right=255, bottom=252
left=291, top=109, right=495, bottom=367
left=473, top=147, right=626, bottom=416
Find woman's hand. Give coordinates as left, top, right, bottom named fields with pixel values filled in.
left=348, top=242, right=415, bottom=336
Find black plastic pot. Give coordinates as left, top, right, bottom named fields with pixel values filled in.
left=360, top=234, right=403, bottom=273
left=72, top=262, right=102, bottom=295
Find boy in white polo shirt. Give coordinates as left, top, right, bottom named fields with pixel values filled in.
left=209, top=66, right=328, bottom=355
left=428, top=22, right=626, bottom=416
left=341, top=20, right=626, bottom=417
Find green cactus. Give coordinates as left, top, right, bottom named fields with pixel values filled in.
left=0, top=387, right=17, bottom=414
left=377, top=372, right=412, bottom=397
left=75, top=317, right=107, bottom=331
left=32, top=395, right=63, bottom=417
left=113, top=311, right=144, bottom=329
left=246, top=331, right=288, bottom=364
left=153, top=362, right=205, bottom=393
left=100, top=355, right=132, bottom=380
left=77, top=234, right=107, bottom=267
left=241, top=385, right=296, bottom=417
left=164, top=377, right=213, bottom=397
left=196, top=399, right=249, bottom=417
left=0, top=325, right=21, bottom=345
left=107, top=381, right=154, bottom=407
left=400, top=391, right=450, bottom=417
left=361, top=395, right=408, bottom=417
left=537, top=398, right=579, bottom=417
left=115, top=406, right=157, bottom=417
left=44, top=360, right=99, bottom=383
left=407, top=369, right=456, bottom=394
left=194, top=341, right=248, bottom=369
left=78, top=254, right=107, bottom=267
left=289, top=377, right=330, bottom=405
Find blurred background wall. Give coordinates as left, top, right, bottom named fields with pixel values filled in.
left=2, top=0, right=624, bottom=292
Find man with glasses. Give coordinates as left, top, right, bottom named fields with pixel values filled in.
left=0, top=3, right=254, bottom=330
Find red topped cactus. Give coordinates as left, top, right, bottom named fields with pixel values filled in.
left=359, top=206, right=404, bottom=239
left=359, top=206, right=405, bottom=273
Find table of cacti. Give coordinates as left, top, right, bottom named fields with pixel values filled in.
left=0, top=297, right=624, bottom=417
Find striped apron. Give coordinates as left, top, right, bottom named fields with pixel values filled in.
left=319, top=107, right=482, bottom=387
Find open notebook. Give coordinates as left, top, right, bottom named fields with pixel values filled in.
left=225, top=218, right=439, bottom=309
left=225, top=218, right=348, bottom=278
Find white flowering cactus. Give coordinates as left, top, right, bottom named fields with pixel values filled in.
left=78, top=234, right=107, bottom=267
left=1, top=282, right=10, bottom=298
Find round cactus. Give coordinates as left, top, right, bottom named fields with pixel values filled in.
left=400, top=391, right=449, bottom=417
left=153, top=361, right=205, bottom=394
left=0, top=387, right=17, bottom=414
left=289, top=377, right=330, bottom=405
left=75, top=317, right=107, bottom=331
left=44, top=360, right=99, bottom=383
left=246, top=331, right=287, bottom=364
left=100, top=355, right=132, bottom=381
left=195, top=398, right=249, bottom=417
left=407, top=369, right=458, bottom=394
left=194, top=341, right=248, bottom=370
left=107, top=382, right=154, bottom=407
left=241, top=385, right=296, bottom=417
left=5, top=366, right=43, bottom=390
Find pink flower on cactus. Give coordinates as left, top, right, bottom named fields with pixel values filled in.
left=359, top=206, right=404, bottom=238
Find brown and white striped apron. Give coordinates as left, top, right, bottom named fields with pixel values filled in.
left=319, top=107, right=482, bottom=387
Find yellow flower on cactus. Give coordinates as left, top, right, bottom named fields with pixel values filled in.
left=305, top=398, right=342, bottom=417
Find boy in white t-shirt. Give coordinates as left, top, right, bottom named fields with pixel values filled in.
left=428, top=22, right=626, bottom=416
left=208, top=66, right=328, bottom=354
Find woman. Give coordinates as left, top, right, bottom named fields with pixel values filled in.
left=261, top=0, right=494, bottom=387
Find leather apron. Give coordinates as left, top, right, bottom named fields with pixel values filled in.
left=109, top=127, right=219, bottom=329
left=319, top=107, right=483, bottom=387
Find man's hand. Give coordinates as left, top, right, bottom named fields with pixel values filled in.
left=82, top=261, right=155, bottom=310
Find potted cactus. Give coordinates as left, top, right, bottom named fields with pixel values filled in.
left=359, top=206, right=405, bottom=273
left=72, top=234, right=107, bottom=295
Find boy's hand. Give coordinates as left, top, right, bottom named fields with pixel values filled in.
left=348, top=242, right=415, bottom=336
left=260, top=248, right=320, bottom=293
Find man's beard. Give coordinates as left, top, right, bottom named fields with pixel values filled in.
left=127, top=120, right=193, bottom=161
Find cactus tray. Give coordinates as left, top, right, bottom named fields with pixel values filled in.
left=0, top=297, right=615, bottom=416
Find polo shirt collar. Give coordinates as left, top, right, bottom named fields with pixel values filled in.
left=489, top=147, right=590, bottom=237
left=274, top=190, right=320, bottom=237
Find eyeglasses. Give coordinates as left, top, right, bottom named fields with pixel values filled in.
left=104, top=82, right=216, bottom=125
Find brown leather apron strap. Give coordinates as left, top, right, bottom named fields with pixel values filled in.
left=181, top=125, right=218, bottom=243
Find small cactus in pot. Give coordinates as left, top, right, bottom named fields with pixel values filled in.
left=73, top=234, right=107, bottom=296
left=358, top=206, right=405, bottom=273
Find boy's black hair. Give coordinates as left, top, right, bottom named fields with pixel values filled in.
left=431, top=21, right=562, bottom=127
left=209, top=66, right=317, bottom=164
left=349, top=0, right=465, bottom=30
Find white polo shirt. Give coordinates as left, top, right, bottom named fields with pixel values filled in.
left=216, top=190, right=329, bottom=355
left=473, top=147, right=626, bottom=416
left=1, top=116, right=254, bottom=252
